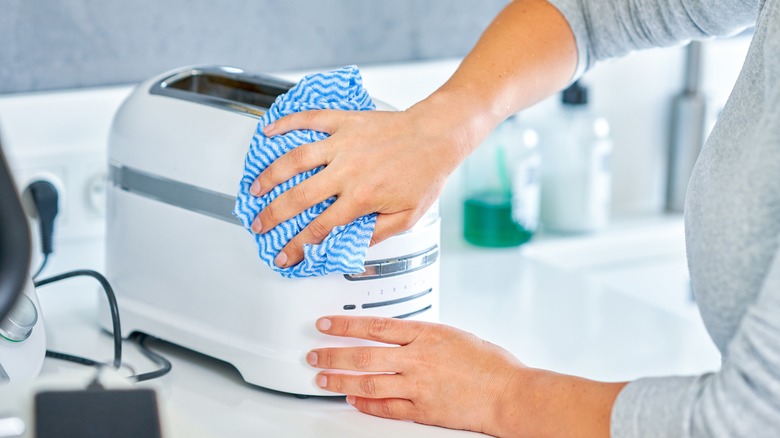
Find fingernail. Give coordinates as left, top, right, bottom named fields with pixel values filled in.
left=317, top=318, right=332, bottom=331
left=274, top=251, right=287, bottom=267
left=251, top=220, right=263, bottom=234
left=317, top=375, right=328, bottom=388
left=306, top=351, right=318, bottom=366
left=250, top=180, right=261, bottom=196
left=346, top=395, right=356, bottom=405
left=263, top=122, right=275, bottom=133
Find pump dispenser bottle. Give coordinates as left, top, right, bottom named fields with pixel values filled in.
left=539, top=81, right=612, bottom=233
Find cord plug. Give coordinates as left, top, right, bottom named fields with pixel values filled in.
left=27, top=180, right=59, bottom=279
left=28, top=180, right=59, bottom=257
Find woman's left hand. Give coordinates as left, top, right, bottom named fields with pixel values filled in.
left=306, top=315, right=525, bottom=436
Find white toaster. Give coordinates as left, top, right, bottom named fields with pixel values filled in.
left=101, top=66, right=440, bottom=395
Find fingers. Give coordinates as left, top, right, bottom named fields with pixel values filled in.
left=263, top=109, right=348, bottom=137
left=272, top=199, right=361, bottom=268
left=250, top=139, right=333, bottom=197
left=315, top=372, right=412, bottom=401
left=320, top=374, right=420, bottom=423
left=251, top=171, right=335, bottom=235
left=306, top=346, right=400, bottom=373
left=315, top=316, right=425, bottom=345
left=347, top=396, right=417, bottom=422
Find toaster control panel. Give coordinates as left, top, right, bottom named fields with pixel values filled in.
left=345, top=246, right=438, bottom=281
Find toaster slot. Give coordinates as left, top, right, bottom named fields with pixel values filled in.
left=150, top=66, right=294, bottom=118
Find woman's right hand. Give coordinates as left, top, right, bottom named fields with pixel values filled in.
left=249, top=98, right=480, bottom=268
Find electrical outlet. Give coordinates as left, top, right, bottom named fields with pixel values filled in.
left=10, top=150, right=107, bottom=246
left=18, top=166, right=68, bottom=224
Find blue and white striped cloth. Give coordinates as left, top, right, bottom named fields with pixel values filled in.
left=233, top=66, right=377, bottom=278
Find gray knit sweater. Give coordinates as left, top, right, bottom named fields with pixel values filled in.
left=545, top=0, right=780, bottom=436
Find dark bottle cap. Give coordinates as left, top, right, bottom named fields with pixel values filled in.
left=562, top=81, right=588, bottom=105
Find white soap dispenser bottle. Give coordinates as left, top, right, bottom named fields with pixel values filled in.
left=539, top=81, right=612, bottom=233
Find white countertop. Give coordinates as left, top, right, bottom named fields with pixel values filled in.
left=19, top=215, right=720, bottom=438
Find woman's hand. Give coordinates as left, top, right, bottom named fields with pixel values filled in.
left=249, top=100, right=478, bottom=268
left=307, top=316, right=628, bottom=437
left=306, top=316, right=526, bottom=436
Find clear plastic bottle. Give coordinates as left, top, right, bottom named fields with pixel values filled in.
left=539, top=81, right=612, bottom=233
left=463, top=116, right=541, bottom=247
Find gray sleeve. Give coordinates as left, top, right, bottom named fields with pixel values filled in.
left=611, top=243, right=780, bottom=437
left=545, top=0, right=759, bottom=79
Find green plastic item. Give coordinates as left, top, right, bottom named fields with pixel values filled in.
left=463, top=191, right=533, bottom=247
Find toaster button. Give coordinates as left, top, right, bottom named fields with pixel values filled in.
left=380, top=259, right=408, bottom=276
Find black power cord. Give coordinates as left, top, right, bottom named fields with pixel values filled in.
left=33, top=254, right=49, bottom=280
left=130, top=333, right=172, bottom=383
left=34, top=270, right=123, bottom=369
left=45, top=350, right=103, bottom=367
left=35, top=271, right=173, bottom=382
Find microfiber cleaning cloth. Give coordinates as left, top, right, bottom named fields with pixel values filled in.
left=233, top=66, right=377, bottom=278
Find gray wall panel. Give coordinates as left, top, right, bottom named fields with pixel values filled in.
left=412, top=1, right=504, bottom=58
left=0, top=0, right=508, bottom=94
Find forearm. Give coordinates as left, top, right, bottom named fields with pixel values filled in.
left=498, top=368, right=628, bottom=438
left=411, top=0, right=577, bottom=160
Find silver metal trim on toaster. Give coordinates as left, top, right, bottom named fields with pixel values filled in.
left=110, top=164, right=238, bottom=225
